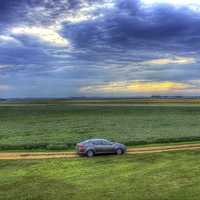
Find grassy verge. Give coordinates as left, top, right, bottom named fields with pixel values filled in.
left=1, top=150, right=200, bottom=200
left=1, top=138, right=200, bottom=152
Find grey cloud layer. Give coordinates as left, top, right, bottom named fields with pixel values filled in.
left=0, top=0, right=200, bottom=97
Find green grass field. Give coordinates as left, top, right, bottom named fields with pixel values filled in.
left=1, top=100, right=200, bottom=150
left=1, top=151, right=200, bottom=200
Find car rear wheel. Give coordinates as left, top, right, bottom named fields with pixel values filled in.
left=116, top=148, right=123, bottom=155
left=86, top=150, right=94, bottom=157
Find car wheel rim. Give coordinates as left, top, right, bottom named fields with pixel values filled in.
left=87, top=151, right=93, bottom=157
left=117, top=149, right=122, bottom=155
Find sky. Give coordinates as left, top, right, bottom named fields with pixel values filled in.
left=1, top=0, right=200, bottom=98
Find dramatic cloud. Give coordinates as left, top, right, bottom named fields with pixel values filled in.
left=141, top=57, right=196, bottom=65
left=1, top=0, right=200, bottom=97
left=11, top=26, right=70, bottom=47
left=81, top=81, right=191, bottom=95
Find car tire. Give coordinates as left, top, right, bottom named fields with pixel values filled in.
left=116, top=148, right=123, bottom=155
left=86, top=150, right=94, bottom=157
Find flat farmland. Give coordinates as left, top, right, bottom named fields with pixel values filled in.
left=1, top=99, right=200, bottom=150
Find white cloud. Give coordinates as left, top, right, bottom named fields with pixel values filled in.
left=0, top=35, right=21, bottom=45
left=0, top=85, right=12, bottom=91
left=53, top=0, right=114, bottom=25
left=141, top=56, right=196, bottom=65
left=142, top=0, right=200, bottom=11
left=0, top=64, right=12, bottom=69
left=11, top=26, right=70, bottom=47
left=0, top=35, right=14, bottom=42
left=59, top=14, right=98, bottom=24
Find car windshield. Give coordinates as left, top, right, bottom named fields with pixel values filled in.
left=91, top=140, right=101, bottom=145
left=81, top=140, right=91, bottom=144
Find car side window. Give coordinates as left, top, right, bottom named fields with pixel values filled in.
left=92, top=141, right=101, bottom=145
left=101, top=140, right=111, bottom=145
left=92, top=140, right=111, bottom=145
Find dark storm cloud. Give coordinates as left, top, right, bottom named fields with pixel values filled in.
left=65, top=1, right=200, bottom=52
left=0, top=0, right=88, bottom=29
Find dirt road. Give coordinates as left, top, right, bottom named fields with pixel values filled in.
left=1, top=143, right=200, bottom=160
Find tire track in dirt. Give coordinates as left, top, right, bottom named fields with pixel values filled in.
left=1, top=143, right=200, bottom=160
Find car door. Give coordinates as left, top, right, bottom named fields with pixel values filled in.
left=100, top=140, right=114, bottom=153
left=93, top=140, right=114, bottom=154
left=93, top=140, right=104, bottom=154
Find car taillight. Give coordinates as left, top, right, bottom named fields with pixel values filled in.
left=78, top=144, right=85, bottom=150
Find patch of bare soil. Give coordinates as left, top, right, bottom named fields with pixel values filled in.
left=1, top=143, right=200, bottom=160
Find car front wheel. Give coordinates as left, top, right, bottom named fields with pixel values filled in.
left=86, top=150, right=94, bottom=157
left=116, top=148, right=123, bottom=155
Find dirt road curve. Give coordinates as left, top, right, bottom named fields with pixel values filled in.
left=1, top=143, right=200, bottom=160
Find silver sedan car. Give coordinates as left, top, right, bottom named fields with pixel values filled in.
left=76, top=139, right=127, bottom=157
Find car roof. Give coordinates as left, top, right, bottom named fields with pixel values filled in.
left=82, top=139, right=109, bottom=143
